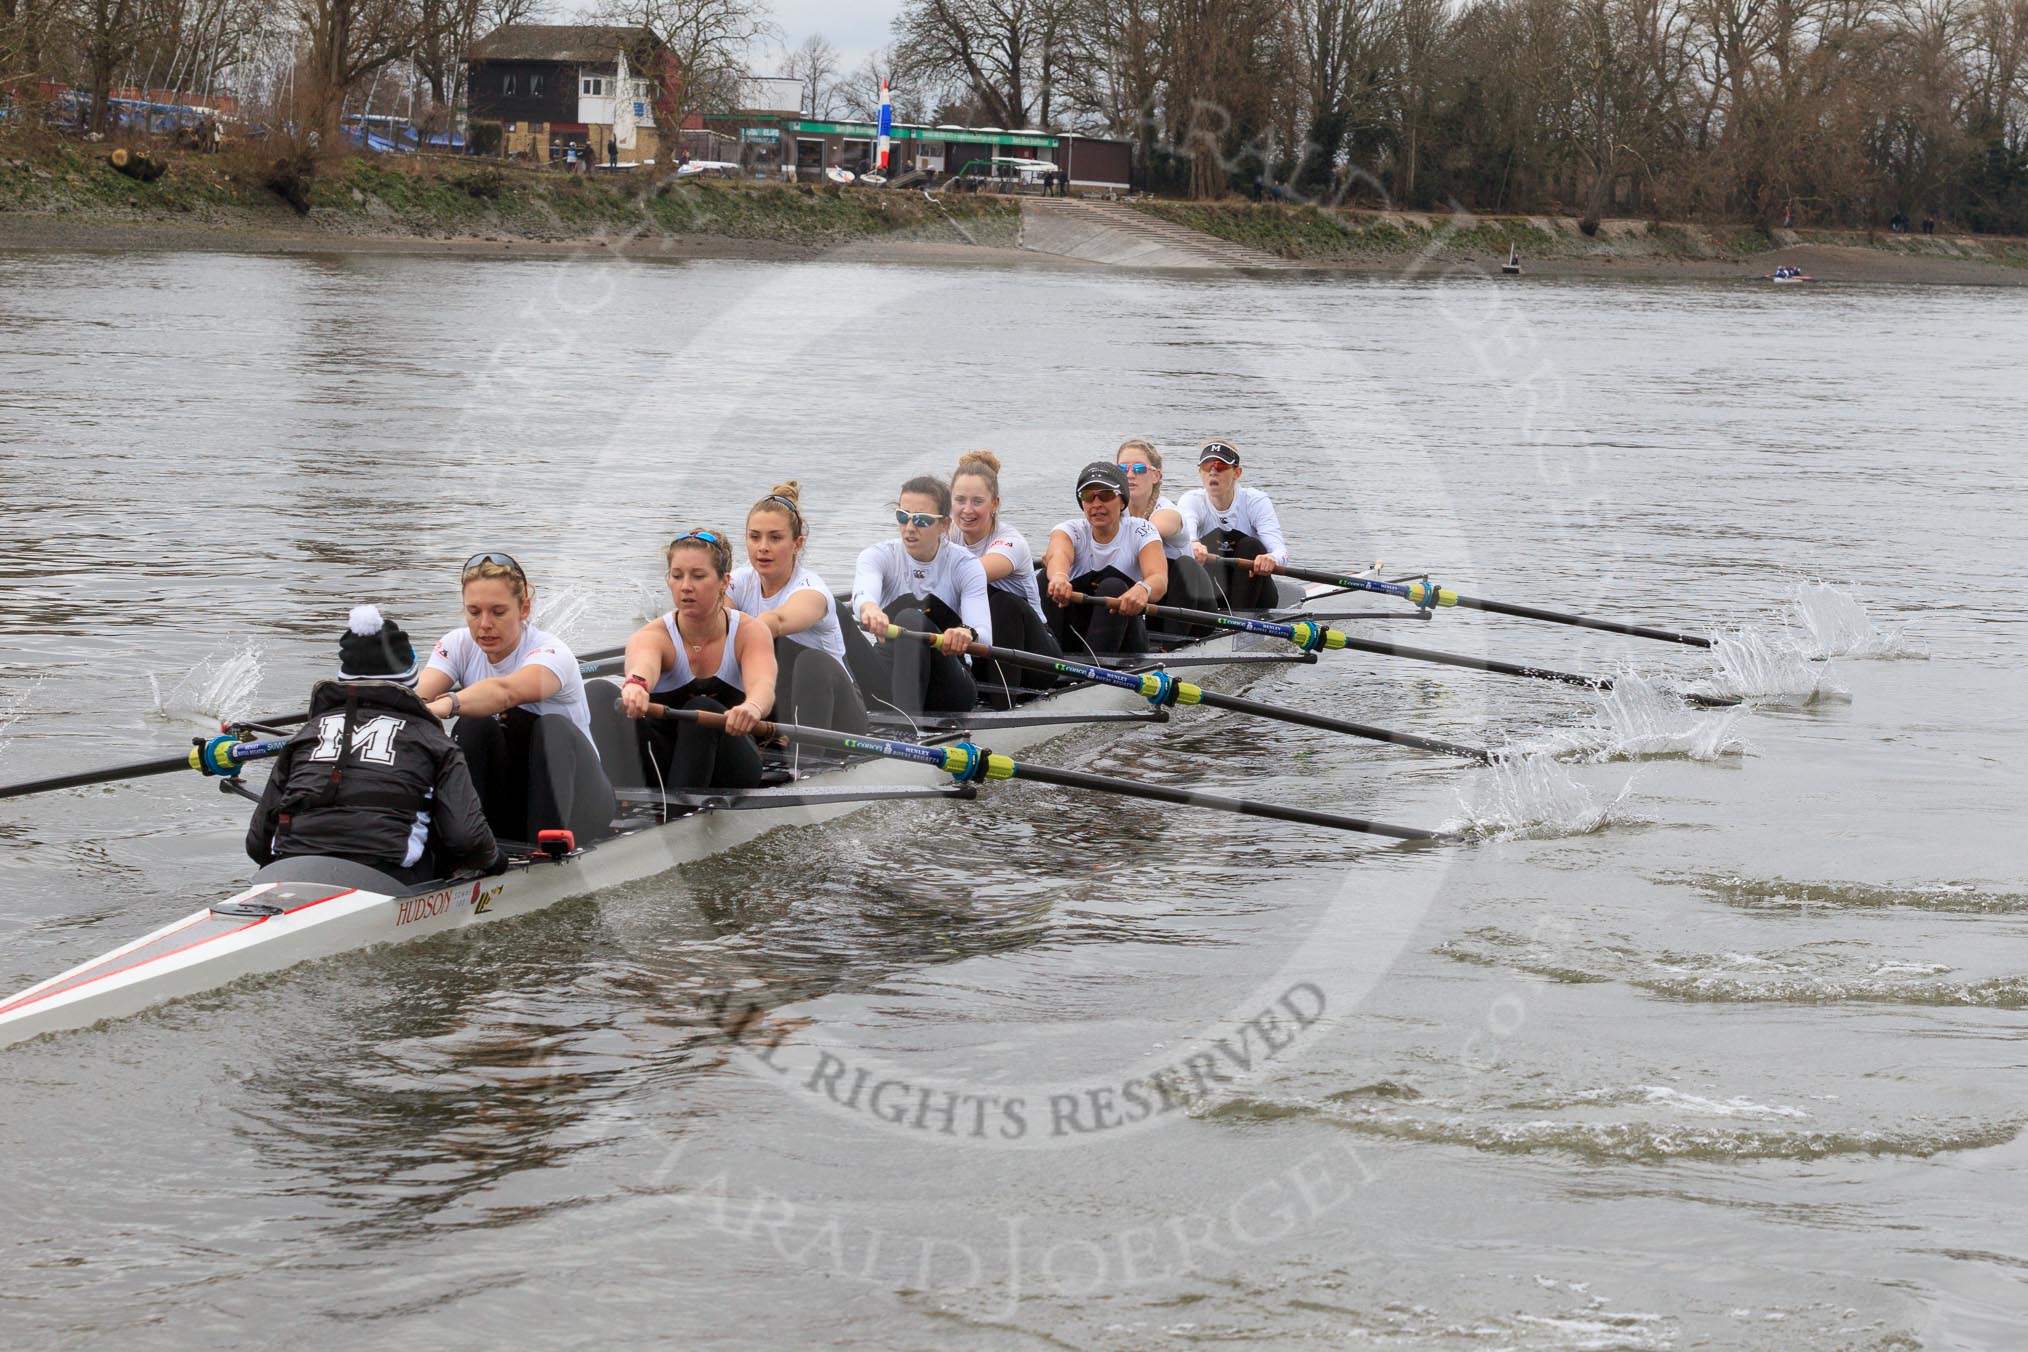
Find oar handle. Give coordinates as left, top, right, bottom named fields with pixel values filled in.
left=632, top=702, right=781, bottom=741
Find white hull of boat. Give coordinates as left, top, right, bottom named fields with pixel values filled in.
left=0, top=623, right=1291, bottom=1047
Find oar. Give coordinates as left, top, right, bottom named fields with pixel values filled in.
left=240, top=644, right=630, bottom=731
left=1069, top=593, right=1737, bottom=706
left=886, top=626, right=1493, bottom=762
left=645, top=706, right=1450, bottom=843
left=1271, top=562, right=1713, bottom=649
left=0, top=735, right=290, bottom=801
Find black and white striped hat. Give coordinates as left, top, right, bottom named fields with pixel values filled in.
left=337, top=604, right=419, bottom=685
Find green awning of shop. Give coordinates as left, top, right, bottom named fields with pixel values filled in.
left=781, top=120, right=1057, bottom=149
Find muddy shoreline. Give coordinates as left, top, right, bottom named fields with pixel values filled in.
left=4, top=206, right=2024, bottom=286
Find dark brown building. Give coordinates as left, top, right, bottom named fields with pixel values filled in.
left=466, top=23, right=664, bottom=166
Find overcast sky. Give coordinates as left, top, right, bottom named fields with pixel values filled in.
left=764, top=0, right=896, bottom=72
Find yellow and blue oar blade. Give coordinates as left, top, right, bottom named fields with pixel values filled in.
left=889, top=626, right=1492, bottom=762
left=1276, top=562, right=1713, bottom=649
left=1074, top=593, right=1736, bottom=707
left=655, top=707, right=1450, bottom=842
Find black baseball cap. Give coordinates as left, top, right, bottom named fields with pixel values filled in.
left=1075, top=461, right=1130, bottom=499
left=1197, top=440, right=1242, bottom=466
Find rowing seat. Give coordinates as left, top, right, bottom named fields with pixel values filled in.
left=250, top=855, right=416, bottom=894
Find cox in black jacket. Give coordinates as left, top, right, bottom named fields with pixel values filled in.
left=246, top=679, right=503, bottom=883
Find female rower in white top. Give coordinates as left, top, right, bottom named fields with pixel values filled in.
left=949, top=449, right=1062, bottom=704
left=1042, top=461, right=1168, bottom=656
left=418, top=552, right=615, bottom=847
left=728, top=481, right=868, bottom=734
left=848, top=474, right=991, bottom=714
left=1178, top=438, right=1290, bottom=612
left=1114, top=436, right=1220, bottom=617
left=591, top=529, right=778, bottom=792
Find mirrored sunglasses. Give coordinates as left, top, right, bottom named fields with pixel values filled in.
left=1118, top=462, right=1153, bottom=475
left=894, top=510, right=942, bottom=528
left=462, top=550, right=526, bottom=578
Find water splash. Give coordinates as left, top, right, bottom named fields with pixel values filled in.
left=1510, top=668, right=1746, bottom=762
left=146, top=643, right=266, bottom=725
left=0, top=680, right=36, bottom=767
left=1784, top=581, right=1926, bottom=660
left=1444, top=755, right=1638, bottom=838
left=534, top=586, right=594, bottom=646
left=1440, top=925, right=2028, bottom=1010
left=1674, top=872, right=2028, bottom=915
left=1693, top=627, right=1850, bottom=706
left=1205, top=1092, right=2019, bottom=1162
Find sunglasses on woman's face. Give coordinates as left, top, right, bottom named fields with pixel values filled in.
left=463, top=551, right=526, bottom=578
left=1118, top=462, right=1152, bottom=475
left=1079, top=489, right=1121, bottom=506
left=894, top=510, right=942, bottom=528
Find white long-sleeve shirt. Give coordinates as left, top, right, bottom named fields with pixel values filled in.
left=1178, top=486, right=1290, bottom=565
left=850, top=538, right=994, bottom=645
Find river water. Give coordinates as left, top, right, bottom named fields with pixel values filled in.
left=1, top=244, right=2024, bottom=1349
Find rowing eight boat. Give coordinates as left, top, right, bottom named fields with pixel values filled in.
left=0, top=581, right=1363, bottom=1048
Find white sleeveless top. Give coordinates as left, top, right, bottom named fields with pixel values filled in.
left=727, top=564, right=846, bottom=661
left=1050, top=515, right=1163, bottom=582
left=654, top=609, right=745, bottom=695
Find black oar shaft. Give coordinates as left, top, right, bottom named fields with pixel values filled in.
left=1004, top=761, right=1444, bottom=842
left=1329, top=633, right=1609, bottom=690
left=1084, top=593, right=1610, bottom=692
left=0, top=755, right=193, bottom=801
left=1191, top=689, right=1494, bottom=762
left=896, top=629, right=1491, bottom=763
left=653, top=706, right=1446, bottom=842
left=247, top=644, right=630, bottom=730
left=1275, top=563, right=1712, bottom=649
left=1449, top=593, right=1712, bottom=648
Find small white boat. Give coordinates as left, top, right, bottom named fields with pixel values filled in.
left=824, top=166, right=855, bottom=185
left=1501, top=245, right=1522, bottom=275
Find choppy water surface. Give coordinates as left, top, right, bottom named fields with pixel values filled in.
left=1, top=246, right=2024, bottom=1349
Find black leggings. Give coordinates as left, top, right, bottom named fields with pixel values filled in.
left=452, top=708, right=616, bottom=845
left=838, top=595, right=977, bottom=714
left=772, top=636, right=868, bottom=733
left=1150, top=554, right=1221, bottom=642
left=973, top=588, right=1063, bottom=708
left=587, top=677, right=762, bottom=792
left=1042, top=566, right=1150, bottom=657
left=1199, top=529, right=1278, bottom=611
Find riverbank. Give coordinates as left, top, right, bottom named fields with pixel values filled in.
left=0, top=144, right=1025, bottom=261
left=1134, top=199, right=2028, bottom=286
left=7, top=141, right=2027, bottom=284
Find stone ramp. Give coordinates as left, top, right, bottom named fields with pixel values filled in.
left=1019, top=198, right=1297, bottom=270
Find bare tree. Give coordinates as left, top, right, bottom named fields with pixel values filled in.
left=295, top=0, right=419, bottom=142
left=781, top=30, right=838, bottom=115
left=585, top=0, right=779, bottom=116
left=414, top=0, right=537, bottom=111
left=838, top=43, right=941, bottom=120
left=893, top=0, right=1077, bottom=127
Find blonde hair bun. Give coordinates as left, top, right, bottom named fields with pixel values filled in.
left=768, top=479, right=800, bottom=504
left=956, top=449, right=1002, bottom=474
